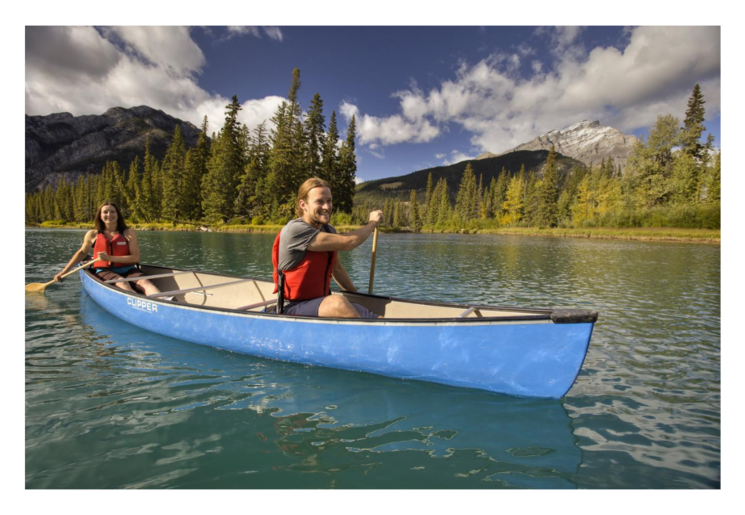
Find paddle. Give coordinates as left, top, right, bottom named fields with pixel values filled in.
left=368, top=226, right=379, bottom=294
left=25, top=260, right=95, bottom=294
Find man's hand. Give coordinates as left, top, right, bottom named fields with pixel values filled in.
left=369, top=210, right=383, bottom=225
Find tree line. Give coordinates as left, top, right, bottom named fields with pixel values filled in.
left=25, top=68, right=358, bottom=226
left=26, top=83, right=719, bottom=231
left=351, top=84, right=720, bottom=231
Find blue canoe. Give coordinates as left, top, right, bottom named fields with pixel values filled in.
left=80, top=264, right=597, bottom=398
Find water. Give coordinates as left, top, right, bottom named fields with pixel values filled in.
left=24, top=228, right=721, bottom=488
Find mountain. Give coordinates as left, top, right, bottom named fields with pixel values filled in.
left=356, top=149, right=586, bottom=203
left=497, top=120, right=638, bottom=170
left=356, top=120, right=636, bottom=204
left=25, top=106, right=203, bottom=192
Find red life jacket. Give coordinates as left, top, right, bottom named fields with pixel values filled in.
left=93, top=232, right=130, bottom=268
left=272, top=230, right=337, bottom=302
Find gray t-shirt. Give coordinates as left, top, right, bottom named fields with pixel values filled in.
left=277, top=218, right=337, bottom=271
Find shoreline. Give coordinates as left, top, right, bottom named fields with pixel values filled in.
left=27, top=223, right=721, bottom=244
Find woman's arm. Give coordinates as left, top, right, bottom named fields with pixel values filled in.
left=54, top=230, right=96, bottom=282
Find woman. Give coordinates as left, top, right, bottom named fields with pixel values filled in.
left=54, top=202, right=163, bottom=297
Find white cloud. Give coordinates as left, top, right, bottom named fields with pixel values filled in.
left=238, top=96, right=285, bottom=132
left=104, top=26, right=205, bottom=76
left=223, top=26, right=283, bottom=42
left=340, top=100, right=439, bottom=146
left=435, top=153, right=445, bottom=159
left=345, top=26, right=720, bottom=154
left=441, top=150, right=476, bottom=166
left=227, top=26, right=261, bottom=38
left=553, top=26, right=584, bottom=49
left=263, top=27, right=284, bottom=42
left=25, top=26, right=281, bottom=132
left=355, top=177, right=365, bottom=184
left=366, top=148, right=385, bottom=159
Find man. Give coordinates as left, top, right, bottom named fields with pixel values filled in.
left=272, top=177, right=383, bottom=318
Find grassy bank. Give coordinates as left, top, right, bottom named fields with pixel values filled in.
left=30, top=221, right=720, bottom=243
left=445, top=226, right=720, bottom=243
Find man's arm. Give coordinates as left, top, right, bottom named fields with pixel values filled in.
left=307, top=210, right=382, bottom=252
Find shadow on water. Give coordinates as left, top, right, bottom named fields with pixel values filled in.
left=25, top=291, right=582, bottom=489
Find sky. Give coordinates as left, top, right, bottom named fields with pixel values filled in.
left=25, top=25, right=721, bottom=183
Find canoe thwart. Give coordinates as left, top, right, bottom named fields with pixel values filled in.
left=236, top=299, right=277, bottom=311
left=104, top=271, right=194, bottom=284
left=148, top=278, right=255, bottom=298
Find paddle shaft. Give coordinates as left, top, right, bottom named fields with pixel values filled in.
left=368, top=227, right=379, bottom=294
left=58, top=260, right=96, bottom=281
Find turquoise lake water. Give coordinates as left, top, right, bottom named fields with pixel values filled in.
left=24, top=228, right=720, bottom=488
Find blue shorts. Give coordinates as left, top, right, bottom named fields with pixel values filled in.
left=283, top=296, right=380, bottom=318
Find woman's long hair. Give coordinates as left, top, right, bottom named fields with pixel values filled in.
left=94, top=202, right=129, bottom=233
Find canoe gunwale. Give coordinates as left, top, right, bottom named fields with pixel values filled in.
left=83, top=264, right=597, bottom=325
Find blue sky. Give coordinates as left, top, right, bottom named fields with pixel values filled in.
left=25, top=26, right=721, bottom=182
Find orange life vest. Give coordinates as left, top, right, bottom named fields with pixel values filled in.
left=272, top=230, right=337, bottom=302
left=93, top=232, right=130, bottom=269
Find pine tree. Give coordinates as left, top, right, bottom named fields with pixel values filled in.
left=202, top=133, right=233, bottom=223
left=161, top=125, right=187, bottom=221
left=321, top=110, right=339, bottom=184
left=454, top=163, right=477, bottom=224
left=572, top=174, right=594, bottom=227
left=628, top=114, right=680, bottom=207
left=266, top=98, right=295, bottom=219
left=502, top=173, right=525, bottom=226
left=670, top=152, right=700, bottom=204
left=150, top=159, right=163, bottom=220
left=235, top=122, right=271, bottom=219
left=111, top=161, right=126, bottom=210
left=287, top=69, right=307, bottom=192
left=125, top=157, right=141, bottom=219
left=533, top=146, right=560, bottom=227
left=42, top=184, right=54, bottom=221
left=202, top=96, right=246, bottom=222
left=24, top=193, right=32, bottom=223
left=181, top=117, right=210, bottom=221
left=492, top=169, right=509, bottom=222
left=424, top=172, right=434, bottom=222
left=409, top=189, right=421, bottom=232
left=73, top=175, right=88, bottom=222
left=336, top=115, right=357, bottom=213
left=305, top=93, right=326, bottom=178
left=139, top=135, right=155, bottom=222
left=558, top=166, right=586, bottom=224
left=427, top=178, right=442, bottom=225
left=437, top=179, right=451, bottom=225
left=704, top=151, right=721, bottom=204
left=477, top=174, right=484, bottom=219
left=54, top=176, right=70, bottom=221
left=681, top=84, right=706, bottom=160
left=393, top=200, right=402, bottom=228
left=483, top=178, right=495, bottom=219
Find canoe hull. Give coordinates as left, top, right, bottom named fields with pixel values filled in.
left=81, top=270, right=592, bottom=398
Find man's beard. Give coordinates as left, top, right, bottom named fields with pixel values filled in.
left=309, top=209, right=331, bottom=225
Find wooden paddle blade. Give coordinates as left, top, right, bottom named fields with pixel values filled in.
left=25, top=282, right=51, bottom=294
left=25, top=260, right=95, bottom=294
